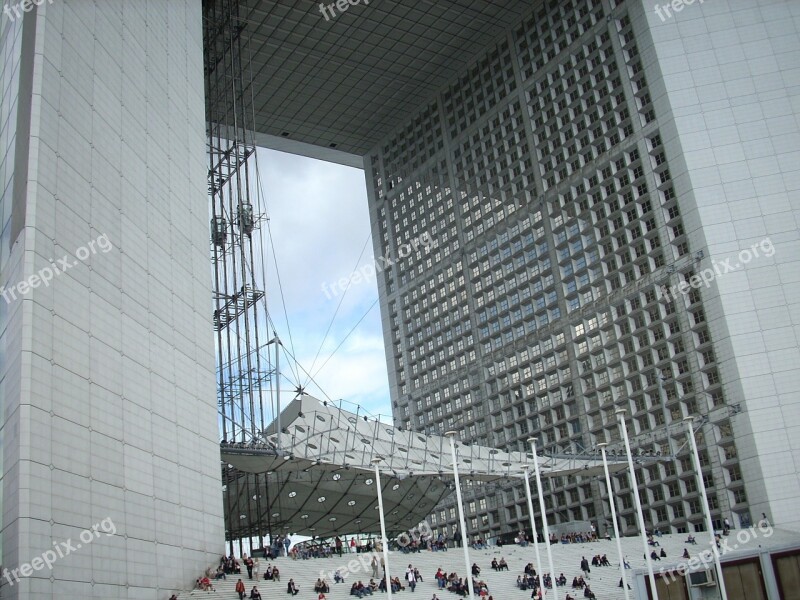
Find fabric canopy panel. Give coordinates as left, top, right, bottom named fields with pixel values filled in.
left=222, top=460, right=450, bottom=539
left=220, top=394, right=632, bottom=539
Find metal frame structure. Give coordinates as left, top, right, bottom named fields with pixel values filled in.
left=204, top=0, right=274, bottom=555
left=221, top=394, right=636, bottom=540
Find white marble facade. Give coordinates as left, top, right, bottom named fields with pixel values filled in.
left=634, top=0, right=800, bottom=531
left=1, top=1, right=224, bottom=598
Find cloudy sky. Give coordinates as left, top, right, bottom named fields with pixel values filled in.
left=253, top=148, right=391, bottom=420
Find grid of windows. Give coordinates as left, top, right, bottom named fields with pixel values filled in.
left=368, top=0, right=743, bottom=540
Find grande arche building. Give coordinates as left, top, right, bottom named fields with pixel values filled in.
left=1, top=0, right=799, bottom=597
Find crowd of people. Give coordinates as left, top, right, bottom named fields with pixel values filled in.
left=398, top=531, right=453, bottom=552
left=433, top=566, right=490, bottom=598
left=183, top=551, right=613, bottom=600
left=504, top=559, right=593, bottom=599
left=291, top=536, right=383, bottom=559
left=552, top=531, right=599, bottom=544
left=590, top=554, right=611, bottom=567
left=181, top=518, right=729, bottom=600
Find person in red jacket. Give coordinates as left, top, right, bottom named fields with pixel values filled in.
left=235, top=579, right=246, bottom=599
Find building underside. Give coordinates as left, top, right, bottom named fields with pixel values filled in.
left=227, top=0, right=536, bottom=165
left=220, top=395, right=634, bottom=539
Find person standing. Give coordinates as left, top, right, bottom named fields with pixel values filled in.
left=245, top=555, right=254, bottom=579
left=350, top=536, right=357, bottom=553
left=235, top=579, right=246, bottom=600
left=580, top=556, right=591, bottom=579
left=283, top=535, right=291, bottom=556
left=407, top=565, right=417, bottom=592
left=372, top=555, right=379, bottom=578
left=335, top=536, right=343, bottom=556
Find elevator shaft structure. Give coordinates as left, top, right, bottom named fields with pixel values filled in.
left=203, top=0, right=273, bottom=555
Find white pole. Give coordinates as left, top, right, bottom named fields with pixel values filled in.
left=522, top=466, right=546, bottom=596
left=616, top=409, right=659, bottom=600
left=275, top=335, right=281, bottom=451
left=372, top=458, right=392, bottom=599
left=445, top=431, right=475, bottom=598
left=598, top=442, right=630, bottom=600
left=529, top=437, right=557, bottom=597
left=684, top=417, right=728, bottom=600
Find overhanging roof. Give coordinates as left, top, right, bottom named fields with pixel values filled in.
left=221, top=395, right=631, bottom=539
left=237, top=0, right=534, bottom=162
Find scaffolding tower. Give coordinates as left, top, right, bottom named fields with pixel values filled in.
left=203, top=0, right=274, bottom=557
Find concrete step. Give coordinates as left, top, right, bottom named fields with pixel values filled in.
left=175, top=534, right=697, bottom=600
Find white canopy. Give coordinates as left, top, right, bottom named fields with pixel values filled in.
left=221, top=394, right=629, bottom=539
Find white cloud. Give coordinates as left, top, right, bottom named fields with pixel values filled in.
left=254, top=149, right=391, bottom=418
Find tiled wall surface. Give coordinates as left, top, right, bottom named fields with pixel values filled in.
left=633, top=0, right=800, bottom=531
left=1, top=6, right=25, bottom=573
left=2, top=2, right=224, bottom=598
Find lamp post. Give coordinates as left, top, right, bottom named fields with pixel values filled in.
left=598, top=442, right=630, bottom=600
left=528, top=437, right=557, bottom=594
left=684, top=417, right=728, bottom=600
left=445, top=431, right=475, bottom=598
left=616, top=409, right=659, bottom=600
left=522, top=466, right=546, bottom=596
left=371, top=457, right=392, bottom=599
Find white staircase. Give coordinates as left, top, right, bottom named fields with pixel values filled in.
left=173, top=534, right=698, bottom=600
